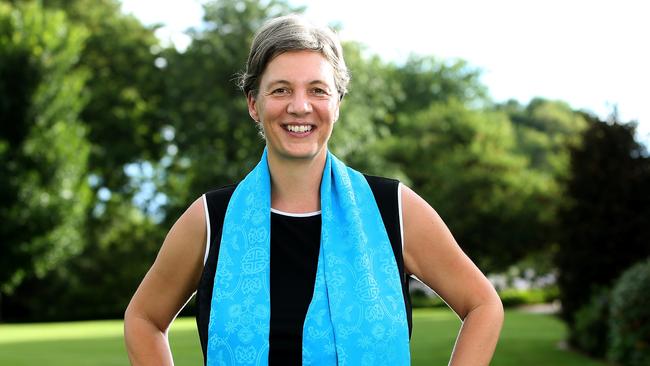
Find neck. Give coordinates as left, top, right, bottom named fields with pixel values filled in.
left=267, top=149, right=327, bottom=213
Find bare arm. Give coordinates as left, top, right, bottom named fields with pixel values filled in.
left=401, top=184, right=503, bottom=366
left=124, top=197, right=207, bottom=366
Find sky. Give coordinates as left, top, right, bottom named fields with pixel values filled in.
left=121, top=0, right=649, bottom=144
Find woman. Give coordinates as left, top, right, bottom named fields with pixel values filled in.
left=124, top=14, right=503, bottom=366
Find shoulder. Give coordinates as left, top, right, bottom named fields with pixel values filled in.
left=399, top=184, right=451, bottom=276
left=162, top=184, right=238, bottom=271
left=399, top=184, right=431, bottom=218
left=399, top=183, right=502, bottom=319
left=399, top=184, right=445, bottom=251
left=173, top=195, right=207, bottom=241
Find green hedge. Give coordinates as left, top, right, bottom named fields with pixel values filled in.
left=571, top=288, right=609, bottom=357
left=608, top=258, right=650, bottom=366
left=410, top=287, right=559, bottom=309
left=498, top=287, right=559, bottom=308
left=410, top=289, right=446, bottom=308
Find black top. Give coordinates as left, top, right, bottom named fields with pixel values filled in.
left=196, top=175, right=411, bottom=365
left=268, top=211, right=321, bottom=363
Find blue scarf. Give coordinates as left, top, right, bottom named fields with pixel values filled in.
left=207, top=149, right=410, bottom=365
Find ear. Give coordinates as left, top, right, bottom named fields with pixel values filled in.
left=247, top=91, right=260, bottom=122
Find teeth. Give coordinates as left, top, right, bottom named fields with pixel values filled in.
left=286, top=125, right=312, bottom=133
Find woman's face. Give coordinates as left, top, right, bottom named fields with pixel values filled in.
left=247, top=50, right=340, bottom=163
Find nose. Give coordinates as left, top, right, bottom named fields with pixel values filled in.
left=286, top=91, right=312, bottom=115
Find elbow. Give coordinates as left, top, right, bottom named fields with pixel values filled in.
left=123, top=299, right=168, bottom=336
left=485, top=290, right=505, bottom=331
left=493, top=295, right=505, bottom=326
left=486, top=286, right=504, bottom=322
left=123, top=299, right=152, bottom=338
left=124, top=301, right=137, bottom=339
left=484, top=279, right=505, bottom=324
left=124, top=302, right=137, bottom=356
left=124, top=300, right=137, bottom=330
left=462, top=289, right=504, bottom=327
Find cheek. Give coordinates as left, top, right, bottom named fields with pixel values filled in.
left=330, top=101, right=340, bottom=122
left=262, top=100, right=285, bottom=117
left=316, top=100, right=339, bottom=120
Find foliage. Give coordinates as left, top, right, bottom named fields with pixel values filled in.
left=498, top=287, right=559, bottom=308
left=571, top=288, right=609, bottom=357
left=1, top=196, right=163, bottom=321
left=498, top=98, right=587, bottom=223
left=158, top=0, right=571, bottom=275
left=409, top=289, right=445, bottom=308
left=0, top=0, right=610, bottom=322
left=499, top=98, right=587, bottom=176
left=608, top=258, right=650, bottom=366
left=412, top=287, right=561, bottom=309
left=0, top=1, right=90, bottom=293
left=40, top=0, right=167, bottom=193
left=329, top=42, right=405, bottom=177
left=384, top=99, right=554, bottom=270
left=556, top=115, right=650, bottom=327
left=158, top=0, right=300, bottom=225
left=392, top=55, right=488, bottom=113
left=2, top=0, right=167, bottom=320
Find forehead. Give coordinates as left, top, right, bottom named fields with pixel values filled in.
left=260, top=50, right=336, bottom=86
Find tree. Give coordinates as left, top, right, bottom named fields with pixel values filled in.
left=499, top=98, right=587, bottom=176
left=328, top=42, right=404, bottom=177
left=493, top=98, right=588, bottom=270
left=384, top=99, right=552, bottom=270
left=2, top=0, right=170, bottom=321
left=1, top=196, right=163, bottom=321
left=40, top=0, right=167, bottom=193
left=0, top=2, right=91, bottom=293
left=357, top=56, right=564, bottom=271
left=392, top=55, right=487, bottom=114
left=556, top=114, right=650, bottom=326
left=158, top=0, right=301, bottom=225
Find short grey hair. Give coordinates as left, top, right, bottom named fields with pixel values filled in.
left=239, top=14, right=350, bottom=99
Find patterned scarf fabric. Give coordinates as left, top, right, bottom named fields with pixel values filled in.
left=207, top=148, right=410, bottom=365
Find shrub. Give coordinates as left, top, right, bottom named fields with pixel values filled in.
left=571, top=288, right=609, bottom=357
left=608, top=259, right=650, bottom=366
left=498, top=287, right=559, bottom=308
left=555, top=116, right=650, bottom=325
left=410, top=289, right=445, bottom=308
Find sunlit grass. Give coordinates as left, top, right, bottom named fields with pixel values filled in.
left=0, top=309, right=607, bottom=365
left=409, top=308, right=607, bottom=366
left=0, top=318, right=201, bottom=366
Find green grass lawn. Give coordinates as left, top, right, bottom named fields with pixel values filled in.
left=0, top=308, right=606, bottom=365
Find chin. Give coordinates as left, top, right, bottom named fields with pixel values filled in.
left=282, top=151, right=318, bottom=160
left=274, top=146, right=325, bottom=161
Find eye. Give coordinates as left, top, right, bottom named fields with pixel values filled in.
left=271, top=87, right=290, bottom=96
left=311, top=87, right=329, bottom=96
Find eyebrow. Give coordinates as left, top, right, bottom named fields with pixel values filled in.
left=265, top=79, right=331, bottom=88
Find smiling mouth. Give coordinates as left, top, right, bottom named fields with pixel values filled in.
left=284, top=124, right=314, bottom=133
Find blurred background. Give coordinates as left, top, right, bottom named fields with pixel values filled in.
left=1, top=0, right=649, bottom=365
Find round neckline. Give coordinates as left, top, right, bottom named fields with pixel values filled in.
left=270, top=208, right=321, bottom=217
